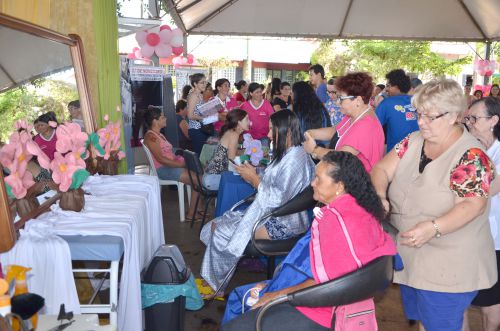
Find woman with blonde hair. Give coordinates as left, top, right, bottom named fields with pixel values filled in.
left=371, top=79, right=497, bottom=331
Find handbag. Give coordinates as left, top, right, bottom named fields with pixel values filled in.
left=200, top=123, right=215, bottom=136
left=329, top=206, right=378, bottom=331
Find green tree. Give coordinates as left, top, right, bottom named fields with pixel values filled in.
left=311, top=40, right=472, bottom=82
left=310, top=40, right=352, bottom=79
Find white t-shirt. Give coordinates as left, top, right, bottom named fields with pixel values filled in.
left=487, top=139, right=500, bottom=250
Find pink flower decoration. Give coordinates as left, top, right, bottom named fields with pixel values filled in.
left=56, top=123, right=88, bottom=156
left=0, top=136, right=34, bottom=199
left=48, top=121, right=58, bottom=128
left=15, top=120, right=33, bottom=132
left=50, top=152, right=81, bottom=192
left=5, top=169, right=34, bottom=199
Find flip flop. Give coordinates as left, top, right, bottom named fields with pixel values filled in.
left=195, top=278, right=225, bottom=301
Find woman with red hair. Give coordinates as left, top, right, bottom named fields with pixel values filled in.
left=303, top=72, right=385, bottom=172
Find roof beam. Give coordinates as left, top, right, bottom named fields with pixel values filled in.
left=338, top=0, right=354, bottom=38
left=191, top=0, right=240, bottom=31
left=178, top=0, right=203, bottom=14
left=162, top=0, right=188, bottom=34
left=458, top=0, right=488, bottom=41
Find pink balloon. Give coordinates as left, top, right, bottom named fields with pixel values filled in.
left=128, top=53, right=136, bottom=59
left=187, top=54, right=194, bottom=64
left=155, top=44, right=172, bottom=58
left=180, top=57, right=188, bottom=65
left=171, top=28, right=183, bottom=37
left=141, top=44, right=155, bottom=58
left=160, top=25, right=171, bottom=31
left=174, top=63, right=181, bottom=69
left=172, top=56, right=182, bottom=65
left=132, top=47, right=140, bottom=52
left=159, top=29, right=173, bottom=44
left=170, top=35, right=183, bottom=47
left=134, top=49, right=143, bottom=59
left=135, top=30, right=148, bottom=46
left=172, top=46, right=184, bottom=56
left=146, top=33, right=160, bottom=46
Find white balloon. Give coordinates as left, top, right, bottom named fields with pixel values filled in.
left=170, top=35, right=184, bottom=47
left=171, top=28, right=183, bottom=37
left=141, top=44, right=155, bottom=58
left=135, top=30, right=148, bottom=46
left=159, top=29, right=173, bottom=44
left=155, top=44, right=172, bottom=58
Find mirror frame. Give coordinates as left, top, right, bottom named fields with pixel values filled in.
left=0, top=13, right=97, bottom=252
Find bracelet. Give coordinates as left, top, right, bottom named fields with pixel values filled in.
left=431, top=220, right=442, bottom=238
left=311, top=146, right=320, bottom=160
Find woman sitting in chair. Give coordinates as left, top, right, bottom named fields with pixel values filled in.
left=200, top=110, right=315, bottom=298
left=143, top=107, right=200, bottom=220
left=222, top=151, right=396, bottom=330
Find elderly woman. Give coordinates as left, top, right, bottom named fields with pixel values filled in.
left=200, top=110, right=315, bottom=297
left=303, top=72, right=384, bottom=172
left=465, top=97, right=500, bottom=331
left=222, top=151, right=396, bottom=330
left=371, top=79, right=497, bottom=331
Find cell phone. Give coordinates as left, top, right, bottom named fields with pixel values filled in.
left=228, top=158, right=237, bottom=165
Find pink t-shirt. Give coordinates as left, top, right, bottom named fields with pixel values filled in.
left=297, top=194, right=396, bottom=328
left=146, top=131, right=184, bottom=169
left=34, top=131, right=57, bottom=161
left=335, top=114, right=384, bottom=172
left=240, top=100, right=274, bottom=139
left=214, top=96, right=239, bottom=132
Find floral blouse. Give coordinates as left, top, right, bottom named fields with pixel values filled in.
left=205, top=144, right=228, bottom=175
left=394, top=134, right=496, bottom=197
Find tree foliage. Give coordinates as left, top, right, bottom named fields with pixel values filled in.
left=311, top=40, right=472, bottom=82
left=0, top=80, right=78, bottom=142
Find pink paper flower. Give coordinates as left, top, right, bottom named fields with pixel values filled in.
left=4, top=169, right=34, bottom=199
left=97, top=121, right=123, bottom=160
left=15, top=120, right=33, bottom=132
left=55, top=122, right=88, bottom=159
left=0, top=136, right=34, bottom=199
left=48, top=121, right=58, bottom=128
left=50, top=152, right=81, bottom=192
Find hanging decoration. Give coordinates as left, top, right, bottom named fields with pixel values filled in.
left=130, top=25, right=185, bottom=60
left=474, top=59, right=498, bottom=77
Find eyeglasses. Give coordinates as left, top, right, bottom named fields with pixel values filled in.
left=327, top=90, right=337, bottom=95
left=336, top=95, right=356, bottom=103
left=416, top=111, right=449, bottom=123
left=464, top=115, right=492, bottom=124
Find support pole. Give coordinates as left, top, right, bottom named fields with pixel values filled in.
left=484, top=41, right=491, bottom=86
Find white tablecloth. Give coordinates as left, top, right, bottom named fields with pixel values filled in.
left=1, top=175, right=164, bottom=331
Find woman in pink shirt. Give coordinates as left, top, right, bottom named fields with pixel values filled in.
left=33, top=112, right=58, bottom=161
left=213, top=78, right=239, bottom=133
left=143, top=108, right=200, bottom=220
left=240, top=83, right=274, bottom=140
left=303, top=72, right=384, bottom=172
left=222, top=151, right=396, bottom=330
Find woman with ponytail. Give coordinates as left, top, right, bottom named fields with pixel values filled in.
left=203, top=108, right=250, bottom=190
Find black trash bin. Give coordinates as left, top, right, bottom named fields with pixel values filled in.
left=142, top=245, right=190, bottom=331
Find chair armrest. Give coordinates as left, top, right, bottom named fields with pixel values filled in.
left=287, top=255, right=393, bottom=307
left=229, top=192, right=257, bottom=212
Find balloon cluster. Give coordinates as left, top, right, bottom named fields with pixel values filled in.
left=132, top=25, right=184, bottom=59
left=172, top=54, right=195, bottom=68
left=474, top=59, right=498, bottom=77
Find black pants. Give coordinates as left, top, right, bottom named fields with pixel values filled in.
left=222, top=302, right=330, bottom=331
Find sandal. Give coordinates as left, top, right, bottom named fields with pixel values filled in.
left=195, top=278, right=225, bottom=301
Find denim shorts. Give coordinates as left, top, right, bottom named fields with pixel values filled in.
left=400, top=284, right=477, bottom=331
left=156, top=166, right=183, bottom=181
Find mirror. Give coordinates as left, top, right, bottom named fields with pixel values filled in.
left=0, top=13, right=96, bottom=252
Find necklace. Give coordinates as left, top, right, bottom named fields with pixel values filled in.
left=335, top=107, right=370, bottom=149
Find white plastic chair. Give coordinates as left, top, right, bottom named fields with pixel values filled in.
left=141, top=140, right=191, bottom=222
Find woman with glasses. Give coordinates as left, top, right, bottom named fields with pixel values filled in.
left=303, top=72, right=384, bottom=172
left=325, top=78, right=343, bottom=126
left=187, top=73, right=209, bottom=155
left=371, top=80, right=497, bottom=331
left=465, top=97, right=500, bottom=331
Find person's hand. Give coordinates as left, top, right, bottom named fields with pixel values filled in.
left=400, top=221, right=435, bottom=248
left=235, top=162, right=258, bottom=186
left=303, top=131, right=317, bottom=154
left=380, top=198, right=390, bottom=214
left=252, top=291, right=282, bottom=309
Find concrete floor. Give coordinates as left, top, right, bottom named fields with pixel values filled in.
left=156, top=185, right=486, bottom=331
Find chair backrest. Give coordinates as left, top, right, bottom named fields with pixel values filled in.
left=182, top=150, right=205, bottom=193
left=270, top=186, right=316, bottom=219
left=288, top=255, right=393, bottom=308
left=141, top=139, right=159, bottom=178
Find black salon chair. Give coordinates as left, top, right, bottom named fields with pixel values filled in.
left=182, top=150, right=219, bottom=233
left=255, top=255, right=394, bottom=331
left=210, top=186, right=316, bottom=301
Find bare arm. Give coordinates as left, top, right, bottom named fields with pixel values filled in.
left=306, top=127, right=336, bottom=141
left=236, top=163, right=261, bottom=188
left=179, top=120, right=189, bottom=140
left=187, top=93, right=203, bottom=121
left=144, top=133, right=184, bottom=168
left=401, top=196, right=488, bottom=248
left=491, top=175, right=500, bottom=196
left=252, top=279, right=316, bottom=309
left=226, top=132, right=239, bottom=160
left=370, top=149, right=400, bottom=211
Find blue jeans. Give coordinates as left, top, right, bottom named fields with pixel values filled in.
left=188, top=128, right=209, bottom=155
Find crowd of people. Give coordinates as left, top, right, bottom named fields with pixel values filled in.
left=140, top=64, right=500, bottom=331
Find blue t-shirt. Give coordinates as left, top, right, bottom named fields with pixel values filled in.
left=315, top=82, right=329, bottom=104
left=375, top=94, right=419, bottom=152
